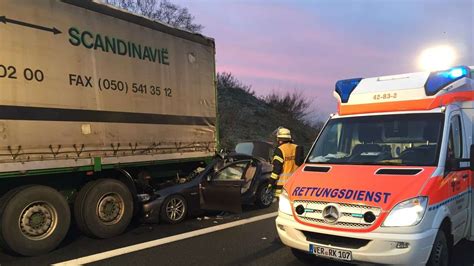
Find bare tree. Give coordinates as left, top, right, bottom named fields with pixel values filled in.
left=105, top=0, right=203, bottom=33
left=263, top=91, right=313, bottom=122
left=217, top=72, right=255, bottom=96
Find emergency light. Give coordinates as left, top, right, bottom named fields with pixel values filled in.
left=424, top=66, right=470, bottom=96
left=335, top=78, right=363, bottom=103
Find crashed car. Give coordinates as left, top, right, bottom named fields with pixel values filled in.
left=138, top=141, right=275, bottom=224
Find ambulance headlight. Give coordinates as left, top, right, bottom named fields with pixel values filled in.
left=279, top=189, right=293, bottom=215
left=383, top=197, right=428, bottom=227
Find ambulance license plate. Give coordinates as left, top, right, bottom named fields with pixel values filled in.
left=309, top=244, right=352, bottom=261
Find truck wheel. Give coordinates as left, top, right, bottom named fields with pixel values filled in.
left=255, top=183, right=274, bottom=208
left=0, top=185, right=70, bottom=256
left=160, top=195, right=187, bottom=224
left=73, top=180, right=98, bottom=236
left=427, top=230, right=449, bottom=266
left=74, top=179, right=133, bottom=239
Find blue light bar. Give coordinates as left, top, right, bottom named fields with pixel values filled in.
left=335, top=78, right=363, bottom=103
left=424, top=66, right=470, bottom=96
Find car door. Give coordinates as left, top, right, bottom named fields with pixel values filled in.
left=444, top=113, right=470, bottom=241
left=199, top=160, right=250, bottom=213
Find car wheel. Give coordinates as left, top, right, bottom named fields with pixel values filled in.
left=255, top=183, right=274, bottom=208
left=427, top=229, right=449, bottom=266
left=160, top=195, right=187, bottom=224
left=0, top=185, right=70, bottom=256
left=74, top=179, right=133, bottom=239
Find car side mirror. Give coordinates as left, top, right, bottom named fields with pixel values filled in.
left=470, top=144, right=474, bottom=171
left=446, top=158, right=460, bottom=172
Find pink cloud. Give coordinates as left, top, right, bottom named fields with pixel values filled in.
left=178, top=0, right=472, bottom=116
left=218, top=63, right=330, bottom=88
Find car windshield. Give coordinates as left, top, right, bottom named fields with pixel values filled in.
left=307, top=113, right=444, bottom=166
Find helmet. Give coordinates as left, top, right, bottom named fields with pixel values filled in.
left=277, top=127, right=292, bottom=140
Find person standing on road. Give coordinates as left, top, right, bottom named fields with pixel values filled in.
left=269, top=127, right=304, bottom=197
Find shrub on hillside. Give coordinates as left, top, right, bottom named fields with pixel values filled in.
left=217, top=72, right=321, bottom=152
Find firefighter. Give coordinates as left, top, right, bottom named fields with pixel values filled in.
left=270, top=127, right=304, bottom=197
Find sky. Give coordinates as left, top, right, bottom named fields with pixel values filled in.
left=174, top=0, right=474, bottom=120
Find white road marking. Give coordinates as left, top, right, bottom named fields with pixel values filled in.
left=53, top=211, right=278, bottom=265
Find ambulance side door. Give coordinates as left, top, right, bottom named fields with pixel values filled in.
left=445, top=113, right=470, bottom=241
left=460, top=108, right=474, bottom=240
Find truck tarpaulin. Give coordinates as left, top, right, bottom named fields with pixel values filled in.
left=0, top=0, right=217, bottom=172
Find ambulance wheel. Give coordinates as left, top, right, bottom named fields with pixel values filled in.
left=427, top=230, right=449, bottom=266
left=255, top=183, right=274, bottom=208
left=74, top=179, right=133, bottom=239
left=0, top=185, right=70, bottom=256
left=160, top=195, right=187, bottom=224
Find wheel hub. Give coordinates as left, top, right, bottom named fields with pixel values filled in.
left=166, top=198, right=185, bottom=221
left=261, top=187, right=273, bottom=205
left=97, top=194, right=124, bottom=224
left=19, top=202, right=57, bottom=240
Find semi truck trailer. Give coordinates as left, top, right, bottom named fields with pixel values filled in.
left=277, top=66, right=474, bottom=265
left=0, top=0, right=217, bottom=256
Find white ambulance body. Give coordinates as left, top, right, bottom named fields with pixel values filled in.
left=276, top=66, right=474, bottom=265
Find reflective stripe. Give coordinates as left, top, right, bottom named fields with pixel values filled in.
left=280, top=173, right=293, bottom=177
left=277, top=174, right=292, bottom=185
left=277, top=177, right=289, bottom=187
left=274, top=189, right=282, bottom=197
left=271, top=173, right=279, bottom=179
left=273, top=156, right=284, bottom=163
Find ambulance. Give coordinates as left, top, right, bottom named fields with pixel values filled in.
left=276, top=65, right=474, bottom=265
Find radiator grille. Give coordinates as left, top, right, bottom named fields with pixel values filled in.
left=293, top=200, right=381, bottom=229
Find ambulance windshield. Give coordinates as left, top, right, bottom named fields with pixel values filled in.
left=308, top=113, right=444, bottom=166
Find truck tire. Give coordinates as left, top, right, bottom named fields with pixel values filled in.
left=255, top=183, right=274, bottom=208
left=427, top=230, right=449, bottom=266
left=160, top=195, right=188, bottom=224
left=74, top=179, right=133, bottom=239
left=0, top=185, right=70, bottom=256
left=73, top=180, right=98, bottom=236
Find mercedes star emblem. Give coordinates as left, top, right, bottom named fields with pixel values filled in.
left=322, top=205, right=340, bottom=223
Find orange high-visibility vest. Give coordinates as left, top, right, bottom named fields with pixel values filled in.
left=272, top=142, right=299, bottom=196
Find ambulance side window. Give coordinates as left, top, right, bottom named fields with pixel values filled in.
left=447, top=115, right=463, bottom=160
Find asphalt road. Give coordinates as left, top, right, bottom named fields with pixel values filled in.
left=0, top=203, right=473, bottom=266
